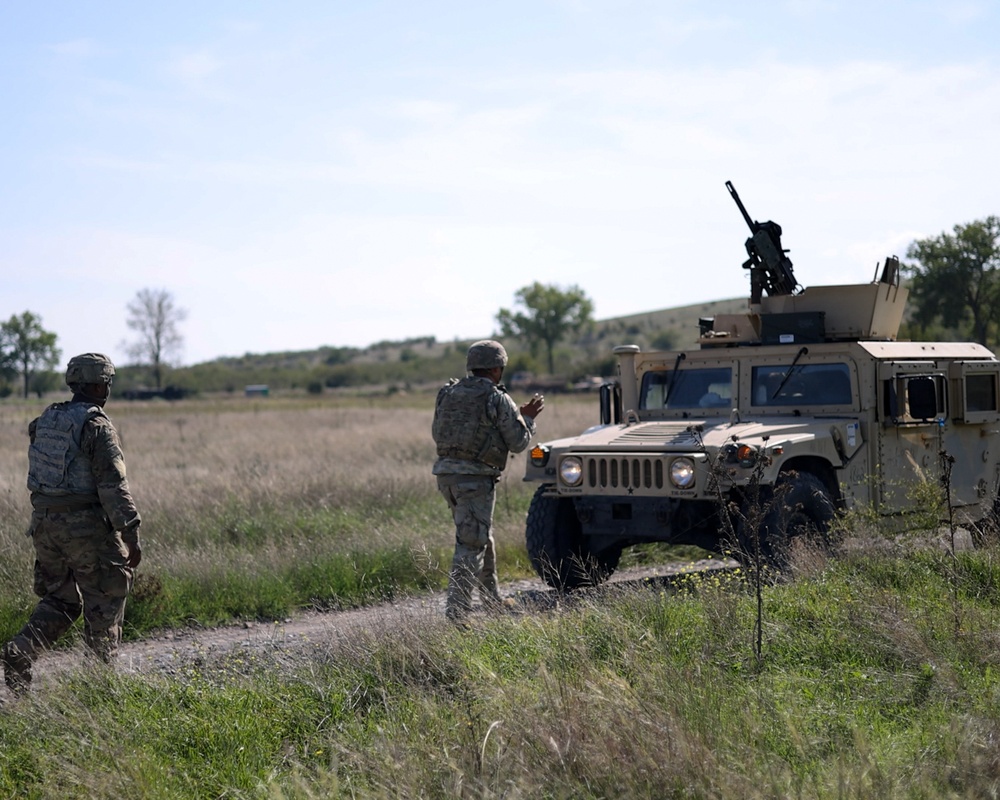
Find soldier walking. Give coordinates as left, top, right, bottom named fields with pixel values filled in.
left=432, top=340, right=544, bottom=622
left=2, top=353, right=142, bottom=694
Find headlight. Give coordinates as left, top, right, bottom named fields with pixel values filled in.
left=559, top=456, right=584, bottom=487
left=670, top=457, right=696, bottom=488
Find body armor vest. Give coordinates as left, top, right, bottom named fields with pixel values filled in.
left=27, top=401, right=105, bottom=498
left=433, top=378, right=509, bottom=470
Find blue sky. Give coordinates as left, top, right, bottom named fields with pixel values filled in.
left=2, top=1, right=998, bottom=366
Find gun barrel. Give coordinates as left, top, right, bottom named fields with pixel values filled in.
left=726, top=180, right=756, bottom=233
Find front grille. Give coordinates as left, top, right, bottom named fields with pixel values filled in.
left=585, top=456, right=667, bottom=490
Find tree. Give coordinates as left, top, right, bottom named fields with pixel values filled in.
left=0, top=312, right=61, bottom=398
left=0, top=331, right=15, bottom=394
left=125, top=288, right=188, bottom=389
left=496, top=283, right=594, bottom=374
left=903, top=217, right=1000, bottom=347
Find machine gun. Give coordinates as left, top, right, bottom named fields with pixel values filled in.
left=726, top=181, right=800, bottom=303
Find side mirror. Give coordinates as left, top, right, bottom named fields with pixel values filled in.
left=600, top=382, right=622, bottom=425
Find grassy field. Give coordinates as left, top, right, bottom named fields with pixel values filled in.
left=3, top=391, right=1000, bottom=797
left=0, top=390, right=603, bottom=639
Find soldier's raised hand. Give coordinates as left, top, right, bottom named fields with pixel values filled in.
left=521, top=393, right=545, bottom=420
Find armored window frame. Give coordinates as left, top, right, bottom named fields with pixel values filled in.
left=949, top=361, right=1000, bottom=424
left=882, top=372, right=947, bottom=425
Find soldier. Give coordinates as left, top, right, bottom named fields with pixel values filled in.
left=432, top=340, right=544, bottom=622
left=1, top=353, right=142, bottom=694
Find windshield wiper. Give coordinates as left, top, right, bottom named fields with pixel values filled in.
left=664, top=353, right=687, bottom=406
left=771, top=346, right=809, bottom=400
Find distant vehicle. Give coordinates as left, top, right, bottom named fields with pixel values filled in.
left=522, top=182, right=1000, bottom=589
left=570, top=376, right=605, bottom=392
left=508, top=372, right=567, bottom=393
left=121, top=386, right=190, bottom=401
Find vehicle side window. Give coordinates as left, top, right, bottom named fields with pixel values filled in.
left=883, top=373, right=946, bottom=423
left=966, top=373, right=998, bottom=413
left=640, top=367, right=733, bottom=410
left=752, top=363, right=853, bottom=407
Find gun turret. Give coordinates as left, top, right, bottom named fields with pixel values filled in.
left=726, top=181, right=800, bottom=304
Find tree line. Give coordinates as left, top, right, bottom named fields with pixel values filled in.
left=0, top=288, right=185, bottom=399
left=902, top=216, right=1000, bottom=346
left=496, top=216, right=1000, bottom=366
left=3, top=218, right=1000, bottom=399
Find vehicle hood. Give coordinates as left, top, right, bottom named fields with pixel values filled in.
left=544, top=416, right=854, bottom=453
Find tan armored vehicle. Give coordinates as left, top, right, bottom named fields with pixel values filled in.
left=523, top=182, right=1000, bottom=588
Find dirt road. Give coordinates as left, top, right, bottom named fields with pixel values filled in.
left=0, top=558, right=734, bottom=696
left=113, top=558, right=736, bottom=677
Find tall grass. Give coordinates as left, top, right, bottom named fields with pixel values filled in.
left=0, top=392, right=602, bottom=639
left=3, top=540, right=1000, bottom=797
left=5, top=392, right=1000, bottom=796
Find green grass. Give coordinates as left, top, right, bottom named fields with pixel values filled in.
left=3, top=539, right=1000, bottom=797
left=0, top=391, right=609, bottom=642
left=0, top=488, right=543, bottom=644
left=5, top=395, right=996, bottom=796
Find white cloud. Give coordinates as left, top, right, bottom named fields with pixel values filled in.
left=48, top=38, right=101, bottom=58
left=167, top=49, right=224, bottom=81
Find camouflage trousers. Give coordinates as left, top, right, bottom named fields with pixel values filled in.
left=437, top=474, right=501, bottom=619
left=6, top=508, right=134, bottom=666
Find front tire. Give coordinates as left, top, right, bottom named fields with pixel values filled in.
left=739, top=471, right=836, bottom=570
left=525, top=485, right=620, bottom=590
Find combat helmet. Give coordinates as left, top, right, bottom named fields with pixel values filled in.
left=466, top=340, right=508, bottom=372
left=65, top=353, right=116, bottom=389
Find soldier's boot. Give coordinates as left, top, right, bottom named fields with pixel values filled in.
left=481, top=593, right=518, bottom=615
left=446, top=564, right=476, bottom=625
left=2, top=643, right=32, bottom=696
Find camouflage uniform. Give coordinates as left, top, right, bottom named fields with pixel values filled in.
left=2, top=353, right=141, bottom=694
left=432, top=341, right=536, bottom=620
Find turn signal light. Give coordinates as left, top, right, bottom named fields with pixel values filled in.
left=530, top=445, right=550, bottom=467
left=737, top=444, right=757, bottom=468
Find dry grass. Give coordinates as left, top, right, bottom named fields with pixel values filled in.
left=0, top=391, right=600, bottom=623
left=4, top=392, right=1000, bottom=797
left=2, top=391, right=594, bottom=515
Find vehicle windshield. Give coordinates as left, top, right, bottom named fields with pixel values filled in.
left=640, top=367, right=733, bottom=410
left=751, top=363, right=853, bottom=406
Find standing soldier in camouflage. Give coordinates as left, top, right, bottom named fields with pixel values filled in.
left=432, top=340, right=544, bottom=622
left=1, top=353, right=142, bottom=694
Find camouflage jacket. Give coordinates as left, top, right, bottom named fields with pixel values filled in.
left=28, top=397, right=141, bottom=541
left=432, top=376, right=536, bottom=476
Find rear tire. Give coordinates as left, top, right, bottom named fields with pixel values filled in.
left=525, top=485, right=620, bottom=590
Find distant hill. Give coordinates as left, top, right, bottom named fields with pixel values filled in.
left=350, top=296, right=750, bottom=363
left=587, top=296, right=749, bottom=350
left=119, top=297, right=749, bottom=395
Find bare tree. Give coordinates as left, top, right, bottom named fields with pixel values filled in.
left=125, top=289, right=188, bottom=389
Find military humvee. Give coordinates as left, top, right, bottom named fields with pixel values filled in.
left=523, top=182, right=1000, bottom=589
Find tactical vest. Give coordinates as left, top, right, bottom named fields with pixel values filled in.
left=27, top=401, right=105, bottom=498
left=432, top=378, right=510, bottom=470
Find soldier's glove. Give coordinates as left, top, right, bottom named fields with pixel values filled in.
left=123, top=523, right=142, bottom=569
left=125, top=541, right=142, bottom=569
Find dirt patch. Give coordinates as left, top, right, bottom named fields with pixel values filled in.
left=8, top=558, right=736, bottom=691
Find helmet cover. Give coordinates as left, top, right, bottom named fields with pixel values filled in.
left=466, top=340, right=508, bottom=371
left=65, top=353, right=116, bottom=387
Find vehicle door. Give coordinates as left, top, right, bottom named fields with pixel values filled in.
left=877, top=360, right=1000, bottom=514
